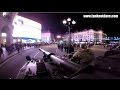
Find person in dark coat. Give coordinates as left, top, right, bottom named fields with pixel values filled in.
left=0, top=47, right=3, bottom=59
left=64, top=43, right=67, bottom=53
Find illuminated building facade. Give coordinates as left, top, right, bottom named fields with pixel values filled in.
left=1, top=15, right=42, bottom=44
left=64, top=29, right=107, bottom=44
left=41, top=32, right=54, bottom=43
left=105, top=36, right=120, bottom=44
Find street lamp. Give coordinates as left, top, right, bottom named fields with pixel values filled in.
left=57, top=35, right=61, bottom=39
left=62, top=17, right=76, bottom=53
left=63, top=19, right=67, bottom=25
left=72, top=20, right=76, bottom=25
left=67, top=18, right=71, bottom=22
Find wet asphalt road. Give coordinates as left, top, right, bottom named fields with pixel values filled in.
left=0, top=45, right=66, bottom=79
left=0, top=48, right=43, bottom=79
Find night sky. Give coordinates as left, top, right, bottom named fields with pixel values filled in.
left=18, top=12, right=120, bottom=37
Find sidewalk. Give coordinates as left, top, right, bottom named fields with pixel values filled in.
left=0, top=47, right=34, bottom=64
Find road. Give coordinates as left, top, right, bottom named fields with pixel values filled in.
left=0, top=48, right=43, bottom=79
left=0, top=45, right=70, bottom=79
left=89, top=45, right=108, bottom=57
left=0, top=44, right=109, bottom=79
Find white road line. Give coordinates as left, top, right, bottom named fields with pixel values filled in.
left=16, top=63, right=28, bottom=79
left=34, top=52, right=40, bottom=58
left=16, top=51, right=40, bottom=79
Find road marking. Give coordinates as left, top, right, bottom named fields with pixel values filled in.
left=16, top=63, right=28, bottom=79
left=34, top=51, right=40, bottom=58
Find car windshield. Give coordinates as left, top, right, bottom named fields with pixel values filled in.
left=0, top=12, right=120, bottom=79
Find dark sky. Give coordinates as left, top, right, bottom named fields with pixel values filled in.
left=18, top=13, right=120, bottom=37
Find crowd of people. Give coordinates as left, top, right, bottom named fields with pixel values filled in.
left=57, top=42, right=94, bottom=54
left=0, top=41, right=119, bottom=60
left=57, top=41, right=120, bottom=59
left=0, top=43, right=43, bottom=59
left=0, top=41, right=57, bottom=59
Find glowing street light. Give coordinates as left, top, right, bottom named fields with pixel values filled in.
left=62, top=18, right=76, bottom=43
left=62, top=17, right=76, bottom=53
left=63, top=19, right=67, bottom=25
left=67, top=18, right=71, bottom=22
left=57, top=35, right=61, bottom=39
left=72, top=20, right=76, bottom=24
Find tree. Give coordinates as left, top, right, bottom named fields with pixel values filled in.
left=70, top=49, right=95, bottom=64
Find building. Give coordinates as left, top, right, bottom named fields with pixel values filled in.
left=1, top=15, right=42, bottom=44
left=41, top=32, right=54, bottom=43
left=64, top=29, right=107, bottom=44
left=0, top=12, right=18, bottom=46
left=105, top=36, right=120, bottom=44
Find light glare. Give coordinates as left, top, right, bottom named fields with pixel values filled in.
left=72, top=20, right=76, bottom=24
left=67, top=18, right=71, bottom=21
left=57, top=35, right=61, bottom=38
left=63, top=20, right=67, bottom=24
left=2, top=12, right=7, bottom=16
left=1, top=33, right=6, bottom=37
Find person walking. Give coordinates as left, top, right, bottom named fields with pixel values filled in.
left=64, top=43, right=67, bottom=53
left=17, top=46, right=20, bottom=53
left=0, top=47, right=3, bottom=59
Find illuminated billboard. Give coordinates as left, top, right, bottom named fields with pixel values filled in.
left=12, top=15, right=42, bottom=39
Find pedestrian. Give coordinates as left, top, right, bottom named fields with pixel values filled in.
left=0, top=47, right=3, bottom=59
left=64, top=44, right=67, bottom=53
left=17, top=46, right=20, bottom=53
left=66, top=45, right=69, bottom=53
left=60, top=44, right=64, bottom=51
left=69, top=45, right=74, bottom=53
left=103, top=44, right=106, bottom=48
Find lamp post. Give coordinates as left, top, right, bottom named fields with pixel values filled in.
left=56, top=35, right=61, bottom=39
left=56, top=35, right=62, bottom=42
left=62, top=17, right=76, bottom=53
